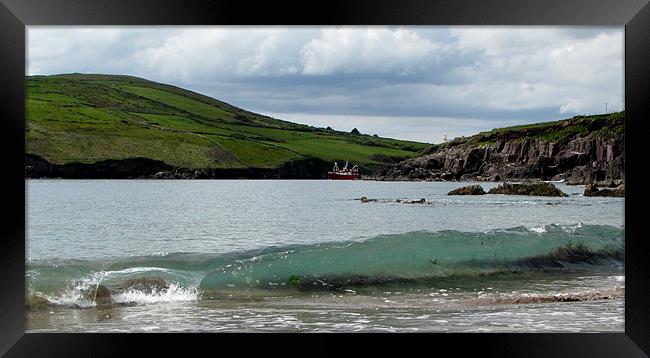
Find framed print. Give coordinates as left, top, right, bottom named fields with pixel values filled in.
left=1, top=0, right=649, bottom=356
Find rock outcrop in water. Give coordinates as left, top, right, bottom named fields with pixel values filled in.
left=368, top=113, right=624, bottom=186
left=80, top=284, right=112, bottom=305
left=118, top=277, right=170, bottom=294
left=359, top=197, right=428, bottom=204
left=448, top=185, right=486, bottom=195
left=359, top=196, right=378, bottom=203
left=584, top=184, right=625, bottom=197
left=487, top=182, right=568, bottom=197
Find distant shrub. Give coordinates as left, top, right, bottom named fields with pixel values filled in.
left=234, top=113, right=252, bottom=122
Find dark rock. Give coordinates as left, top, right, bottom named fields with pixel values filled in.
left=26, top=295, right=50, bottom=309
left=25, top=155, right=334, bottom=180
left=405, top=198, right=427, bottom=204
left=487, top=182, right=568, bottom=197
left=94, top=285, right=112, bottom=304
left=119, top=277, right=169, bottom=294
left=441, top=172, right=455, bottom=181
left=359, top=196, right=378, bottom=203
left=448, top=185, right=486, bottom=195
left=25, top=154, right=175, bottom=179
left=610, top=184, right=625, bottom=197
left=584, top=184, right=600, bottom=196
left=584, top=184, right=624, bottom=197
left=81, top=284, right=112, bottom=305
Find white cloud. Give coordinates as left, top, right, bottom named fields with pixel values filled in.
left=26, top=26, right=624, bottom=142
left=449, top=27, right=623, bottom=114
left=300, top=27, right=440, bottom=75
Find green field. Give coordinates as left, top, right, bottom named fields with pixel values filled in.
left=26, top=74, right=429, bottom=170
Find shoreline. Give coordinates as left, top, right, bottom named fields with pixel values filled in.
left=25, top=155, right=620, bottom=186
left=24, top=176, right=607, bottom=187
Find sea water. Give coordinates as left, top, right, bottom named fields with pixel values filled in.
left=26, top=180, right=625, bottom=332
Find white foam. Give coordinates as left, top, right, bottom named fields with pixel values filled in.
left=528, top=226, right=547, bottom=234
left=149, top=251, right=170, bottom=257
left=555, top=222, right=584, bottom=234
left=41, top=273, right=106, bottom=308
left=40, top=269, right=199, bottom=307
left=140, top=326, right=160, bottom=331
left=111, top=283, right=199, bottom=305
left=527, top=222, right=584, bottom=234
left=104, top=267, right=172, bottom=276
left=44, top=292, right=96, bottom=308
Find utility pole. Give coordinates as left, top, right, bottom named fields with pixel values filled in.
left=605, top=102, right=608, bottom=114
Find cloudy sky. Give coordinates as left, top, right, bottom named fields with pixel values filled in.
left=27, top=26, right=624, bottom=143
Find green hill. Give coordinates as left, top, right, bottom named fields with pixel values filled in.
left=427, top=111, right=625, bottom=153
left=26, top=74, right=428, bottom=176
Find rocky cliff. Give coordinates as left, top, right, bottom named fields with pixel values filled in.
left=25, top=154, right=333, bottom=179
left=368, top=112, right=624, bottom=186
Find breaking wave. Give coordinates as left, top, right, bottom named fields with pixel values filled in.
left=26, top=223, right=623, bottom=308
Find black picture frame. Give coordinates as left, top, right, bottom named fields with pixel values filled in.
left=1, top=0, right=648, bottom=356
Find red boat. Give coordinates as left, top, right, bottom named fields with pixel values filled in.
left=328, top=162, right=360, bottom=180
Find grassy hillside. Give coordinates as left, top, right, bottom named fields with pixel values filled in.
left=425, top=111, right=625, bottom=153
left=26, top=74, right=429, bottom=170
